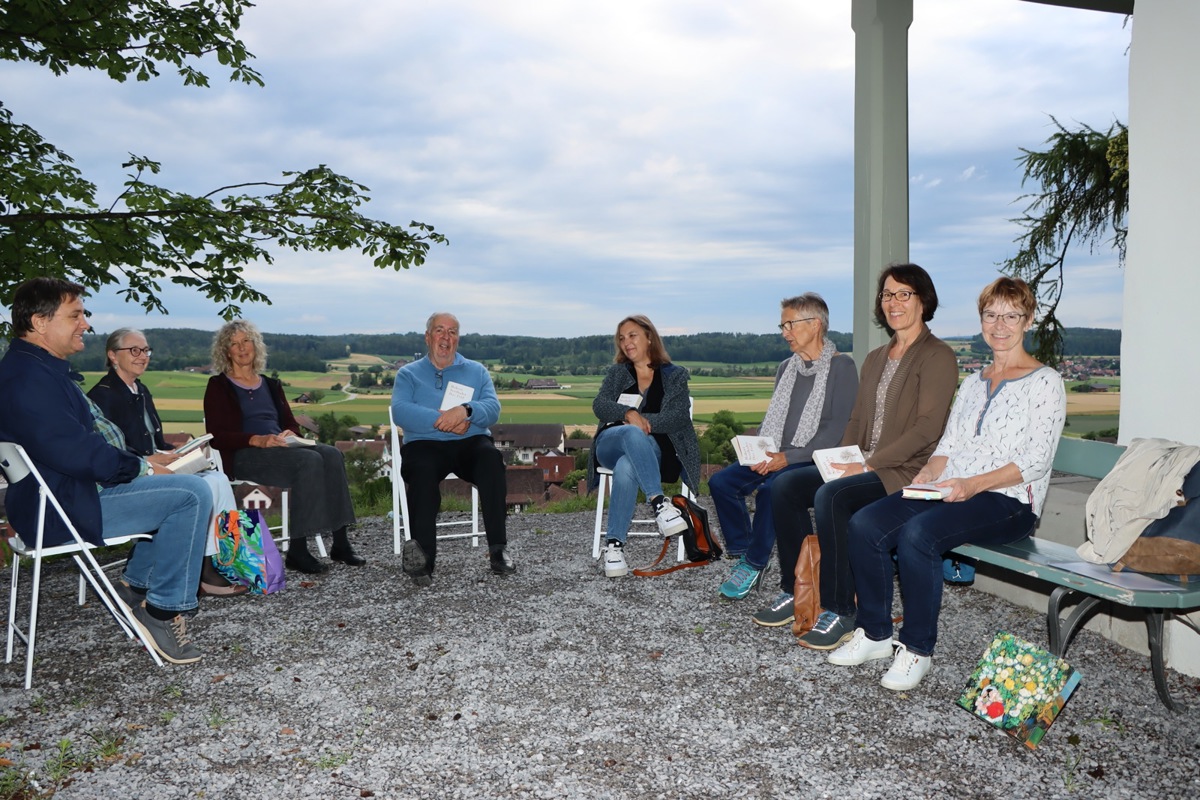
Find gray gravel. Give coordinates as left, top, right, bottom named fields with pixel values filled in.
left=3, top=507, right=1199, bottom=799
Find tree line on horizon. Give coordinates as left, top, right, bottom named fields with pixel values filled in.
left=49, top=326, right=1120, bottom=374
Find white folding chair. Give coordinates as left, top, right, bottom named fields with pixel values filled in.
left=590, top=399, right=695, bottom=561
left=389, top=407, right=481, bottom=555
left=1, top=442, right=163, bottom=689
left=591, top=468, right=689, bottom=561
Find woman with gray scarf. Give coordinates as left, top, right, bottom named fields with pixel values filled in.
left=711, top=293, right=858, bottom=600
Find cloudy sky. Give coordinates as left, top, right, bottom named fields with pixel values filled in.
left=5, top=0, right=1130, bottom=340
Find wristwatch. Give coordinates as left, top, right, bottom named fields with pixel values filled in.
left=463, top=404, right=473, bottom=418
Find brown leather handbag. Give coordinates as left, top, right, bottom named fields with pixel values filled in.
left=791, top=534, right=821, bottom=637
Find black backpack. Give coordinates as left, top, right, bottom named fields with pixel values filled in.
left=634, top=495, right=723, bottom=577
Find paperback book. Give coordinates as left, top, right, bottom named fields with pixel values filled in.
left=731, top=435, right=777, bottom=466
left=164, top=448, right=215, bottom=475
left=957, top=631, right=1083, bottom=750
left=171, top=433, right=214, bottom=457
left=902, top=482, right=952, bottom=501
left=811, top=445, right=865, bottom=482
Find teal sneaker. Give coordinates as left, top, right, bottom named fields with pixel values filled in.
left=718, top=558, right=763, bottom=600
left=751, top=591, right=795, bottom=627
left=798, top=609, right=857, bottom=650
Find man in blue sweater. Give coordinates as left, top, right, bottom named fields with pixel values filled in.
left=391, top=312, right=512, bottom=586
left=0, top=278, right=213, bottom=665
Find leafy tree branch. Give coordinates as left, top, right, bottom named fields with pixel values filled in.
left=0, top=1, right=446, bottom=337
left=1000, top=117, right=1128, bottom=365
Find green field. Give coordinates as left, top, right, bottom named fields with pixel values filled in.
left=82, top=367, right=1119, bottom=437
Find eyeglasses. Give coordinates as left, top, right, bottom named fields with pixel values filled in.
left=778, top=318, right=816, bottom=332
left=980, top=312, right=1027, bottom=326
left=435, top=371, right=444, bottom=390
left=878, top=290, right=916, bottom=303
left=115, top=346, right=153, bottom=357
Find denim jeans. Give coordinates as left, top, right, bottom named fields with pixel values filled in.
left=708, top=461, right=810, bottom=570
left=99, top=473, right=212, bottom=613
left=848, top=491, right=1036, bottom=656
left=594, top=425, right=666, bottom=543
left=400, top=435, right=508, bottom=570
left=771, top=467, right=886, bottom=613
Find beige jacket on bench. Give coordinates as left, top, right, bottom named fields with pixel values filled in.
left=1079, top=437, right=1200, bottom=564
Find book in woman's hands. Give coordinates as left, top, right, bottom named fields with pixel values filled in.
left=163, top=448, right=214, bottom=475
left=283, top=432, right=317, bottom=447
left=902, top=483, right=952, bottom=500
left=170, top=433, right=214, bottom=457
left=731, top=435, right=777, bottom=466
left=811, top=445, right=865, bottom=482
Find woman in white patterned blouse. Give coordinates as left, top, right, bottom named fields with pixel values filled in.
left=828, top=277, right=1067, bottom=692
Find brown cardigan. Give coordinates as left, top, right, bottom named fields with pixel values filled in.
left=841, top=326, right=959, bottom=494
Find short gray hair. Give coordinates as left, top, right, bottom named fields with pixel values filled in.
left=105, top=327, right=142, bottom=367
left=425, top=312, right=460, bottom=333
left=781, top=293, right=830, bottom=337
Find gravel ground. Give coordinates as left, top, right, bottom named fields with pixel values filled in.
left=3, top=507, right=1199, bottom=799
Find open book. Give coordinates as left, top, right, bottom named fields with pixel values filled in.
left=284, top=433, right=317, bottom=447
left=811, top=445, right=865, bottom=482
left=731, top=435, right=777, bottom=466
left=170, top=433, right=214, bottom=457
left=163, top=448, right=215, bottom=475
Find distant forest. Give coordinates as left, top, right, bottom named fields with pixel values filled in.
left=54, top=326, right=1119, bottom=374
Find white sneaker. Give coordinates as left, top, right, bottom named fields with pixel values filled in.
left=827, top=628, right=894, bottom=666
left=653, top=498, right=688, bottom=537
left=880, top=643, right=932, bottom=691
left=603, top=542, right=628, bottom=577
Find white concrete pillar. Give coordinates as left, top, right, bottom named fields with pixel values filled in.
left=1122, top=0, right=1200, bottom=679
left=851, top=0, right=912, bottom=365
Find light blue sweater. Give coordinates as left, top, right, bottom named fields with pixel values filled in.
left=391, top=353, right=501, bottom=443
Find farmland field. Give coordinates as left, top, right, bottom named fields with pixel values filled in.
left=84, top=366, right=1121, bottom=438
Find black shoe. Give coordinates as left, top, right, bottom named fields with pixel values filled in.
left=489, top=546, right=516, bottom=576
left=330, top=544, right=366, bottom=567
left=403, top=540, right=432, bottom=587
left=285, top=546, right=329, bottom=574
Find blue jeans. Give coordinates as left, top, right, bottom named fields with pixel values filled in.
left=99, top=474, right=213, bottom=613
left=848, top=491, right=1036, bottom=656
left=595, top=425, right=666, bottom=543
left=771, top=467, right=886, bottom=613
left=709, top=461, right=810, bottom=569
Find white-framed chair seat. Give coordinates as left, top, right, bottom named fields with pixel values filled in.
left=591, top=467, right=688, bottom=561
left=389, top=407, right=481, bottom=555
left=590, top=400, right=696, bottom=562
left=1, top=442, right=164, bottom=689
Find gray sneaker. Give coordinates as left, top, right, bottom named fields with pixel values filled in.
left=798, top=609, right=857, bottom=650
left=403, top=540, right=432, bottom=587
left=751, top=591, right=795, bottom=627
left=132, top=604, right=203, bottom=664
left=112, top=579, right=143, bottom=613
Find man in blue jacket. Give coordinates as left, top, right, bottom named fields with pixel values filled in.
left=391, top=312, right=512, bottom=585
left=0, top=278, right=212, bottom=665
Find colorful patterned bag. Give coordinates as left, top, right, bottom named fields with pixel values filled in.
left=213, top=509, right=286, bottom=594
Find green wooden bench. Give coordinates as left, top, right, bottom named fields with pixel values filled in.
left=950, top=436, right=1200, bottom=711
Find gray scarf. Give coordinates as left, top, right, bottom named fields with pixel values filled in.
left=760, top=339, right=836, bottom=450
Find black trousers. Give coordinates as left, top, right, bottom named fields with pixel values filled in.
left=232, top=443, right=356, bottom=538
left=400, top=435, right=507, bottom=570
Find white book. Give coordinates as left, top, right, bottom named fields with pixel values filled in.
left=283, top=432, right=318, bottom=447
left=440, top=381, right=475, bottom=411
left=731, top=435, right=777, bottom=466
left=902, top=482, right=952, bottom=501
left=163, top=448, right=215, bottom=475
left=811, top=445, right=866, bottom=482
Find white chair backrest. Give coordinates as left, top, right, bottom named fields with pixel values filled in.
left=0, top=441, right=31, bottom=484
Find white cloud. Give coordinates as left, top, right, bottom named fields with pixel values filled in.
left=3, top=0, right=1130, bottom=340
